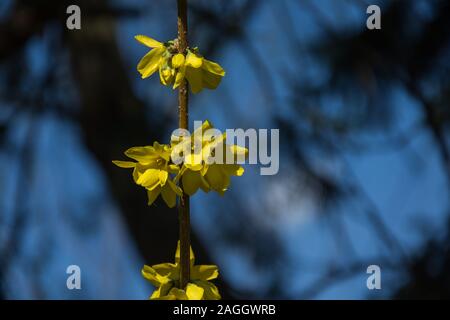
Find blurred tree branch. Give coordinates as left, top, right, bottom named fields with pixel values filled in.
left=1, top=0, right=232, bottom=298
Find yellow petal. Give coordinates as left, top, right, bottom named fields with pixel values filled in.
left=147, top=186, right=161, bottom=206
left=150, top=282, right=174, bottom=300
left=159, top=64, right=175, bottom=86
left=173, top=67, right=186, bottom=89
left=167, top=288, right=188, bottom=300
left=185, top=51, right=203, bottom=68
left=191, top=265, right=219, bottom=281
left=134, top=162, right=154, bottom=176
left=141, top=265, right=158, bottom=286
left=161, top=183, right=177, bottom=208
left=167, top=179, right=183, bottom=196
left=182, top=170, right=202, bottom=196
left=141, top=265, right=163, bottom=287
left=159, top=147, right=172, bottom=162
left=200, top=163, right=209, bottom=176
left=153, top=141, right=164, bottom=151
left=195, top=280, right=221, bottom=300
left=192, top=120, right=213, bottom=138
left=132, top=166, right=141, bottom=182
left=137, top=168, right=160, bottom=188
left=185, top=283, right=204, bottom=300
left=199, top=175, right=211, bottom=192
left=173, top=166, right=186, bottom=184
left=202, top=70, right=223, bottom=90
left=159, top=170, right=168, bottom=186
left=124, top=146, right=157, bottom=162
left=204, top=135, right=226, bottom=164
left=223, top=164, right=244, bottom=176
left=235, top=166, right=244, bottom=176
left=228, top=144, right=248, bottom=162
left=204, top=131, right=226, bottom=148
left=152, top=262, right=179, bottom=279
left=137, top=47, right=165, bottom=79
left=112, top=160, right=136, bottom=168
left=168, top=164, right=180, bottom=174
left=135, top=35, right=163, bottom=48
left=190, top=57, right=225, bottom=91
left=185, top=67, right=203, bottom=94
left=205, top=165, right=229, bottom=191
left=184, top=153, right=203, bottom=171
left=172, top=53, right=185, bottom=68
left=202, top=59, right=225, bottom=76
left=151, top=293, right=177, bottom=300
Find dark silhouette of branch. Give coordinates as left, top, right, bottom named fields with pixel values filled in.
left=405, top=80, right=450, bottom=183
left=0, top=105, right=40, bottom=298
left=0, top=0, right=138, bottom=62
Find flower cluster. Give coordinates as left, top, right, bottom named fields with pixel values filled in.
left=118, top=30, right=233, bottom=301
left=142, top=242, right=221, bottom=300
left=113, top=121, right=247, bottom=207
left=173, top=120, right=247, bottom=196
left=135, top=35, right=225, bottom=93
left=112, top=142, right=182, bottom=208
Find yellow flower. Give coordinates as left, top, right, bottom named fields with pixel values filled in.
left=135, top=35, right=225, bottom=93
left=113, top=141, right=182, bottom=208
left=173, top=49, right=225, bottom=94
left=141, top=242, right=221, bottom=300
left=172, top=120, right=247, bottom=196
left=135, top=35, right=170, bottom=80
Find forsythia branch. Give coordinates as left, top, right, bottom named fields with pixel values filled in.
left=177, top=0, right=190, bottom=291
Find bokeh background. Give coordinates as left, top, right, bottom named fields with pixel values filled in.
left=1, top=0, right=449, bottom=299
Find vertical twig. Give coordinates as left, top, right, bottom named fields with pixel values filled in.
left=177, top=0, right=190, bottom=290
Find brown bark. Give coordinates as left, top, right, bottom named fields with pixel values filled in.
left=176, top=0, right=190, bottom=290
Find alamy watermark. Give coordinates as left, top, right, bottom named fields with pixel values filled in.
left=66, top=5, right=81, bottom=30
left=67, top=4, right=381, bottom=31
left=366, top=265, right=381, bottom=290
left=170, top=121, right=279, bottom=176
left=366, top=5, right=381, bottom=30
left=66, top=265, right=81, bottom=290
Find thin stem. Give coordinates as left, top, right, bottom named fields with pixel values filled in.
left=177, top=0, right=190, bottom=290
